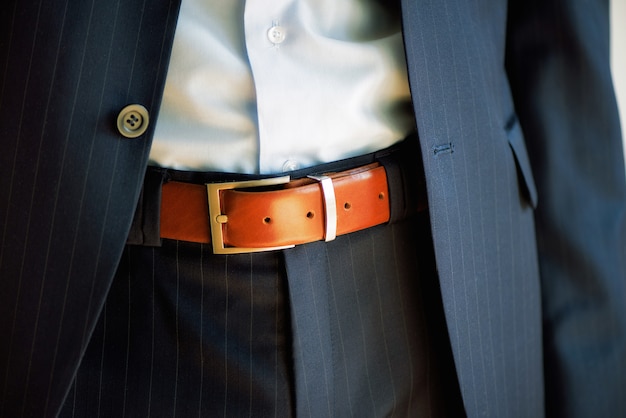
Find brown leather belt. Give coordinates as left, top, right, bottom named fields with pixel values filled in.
left=160, top=163, right=391, bottom=254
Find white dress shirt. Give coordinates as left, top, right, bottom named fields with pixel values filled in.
left=150, top=0, right=415, bottom=174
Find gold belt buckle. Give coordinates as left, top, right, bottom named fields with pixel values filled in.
left=206, top=176, right=294, bottom=254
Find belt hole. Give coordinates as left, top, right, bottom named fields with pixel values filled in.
left=263, top=217, right=271, bottom=224
left=378, top=192, right=385, bottom=200
left=344, top=202, right=352, bottom=210
left=306, top=211, right=315, bottom=219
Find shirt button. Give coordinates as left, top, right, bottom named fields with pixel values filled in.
left=282, top=160, right=300, bottom=172
left=117, top=104, right=150, bottom=138
left=267, top=26, right=286, bottom=44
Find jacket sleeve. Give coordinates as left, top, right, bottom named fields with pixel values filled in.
left=505, top=0, right=626, bottom=416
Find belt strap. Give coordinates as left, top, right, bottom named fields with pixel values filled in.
left=160, top=163, right=391, bottom=253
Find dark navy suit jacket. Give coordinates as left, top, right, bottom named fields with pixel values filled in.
left=1, top=0, right=625, bottom=416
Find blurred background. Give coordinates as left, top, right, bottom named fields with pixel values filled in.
left=611, top=0, right=626, bottom=169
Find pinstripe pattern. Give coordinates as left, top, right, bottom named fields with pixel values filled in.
left=0, top=0, right=181, bottom=416
left=400, top=1, right=543, bottom=416
left=399, top=0, right=626, bottom=416
left=59, top=211, right=461, bottom=417
left=506, top=1, right=626, bottom=416
left=284, top=213, right=462, bottom=417
left=1, top=0, right=625, bottom=416
left=59, top=242, right=294, bottom=417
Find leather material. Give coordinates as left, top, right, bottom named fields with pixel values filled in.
left=2, top=0, right=625, bottom=416
left=160, top=164, right=392, bottom=248
left=160, top=181, right=211, bottom=244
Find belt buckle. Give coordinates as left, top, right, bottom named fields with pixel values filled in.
left=206, top=176, right=294, bottom=254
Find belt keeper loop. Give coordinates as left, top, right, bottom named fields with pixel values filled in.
left=307, top=175, right=337, bottom=242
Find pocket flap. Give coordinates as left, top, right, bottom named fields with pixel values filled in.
left=506, top=115, right=538, bottom=208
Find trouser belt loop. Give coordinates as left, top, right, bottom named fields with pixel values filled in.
left=126, top=168, right=169, bottom=246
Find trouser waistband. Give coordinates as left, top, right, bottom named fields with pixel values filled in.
left=127, top=133, right=427, bottom=248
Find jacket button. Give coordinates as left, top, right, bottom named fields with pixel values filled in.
left=117, top=104, right=150, bottom=138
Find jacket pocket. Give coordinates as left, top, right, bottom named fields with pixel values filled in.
left=505, top=114, right=538, bottom=208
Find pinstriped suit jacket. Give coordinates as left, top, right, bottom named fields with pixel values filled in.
left=1, top=0, right=625, bottom=417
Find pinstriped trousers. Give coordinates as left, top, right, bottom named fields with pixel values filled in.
left=59, top=144, right=464, bottom=417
